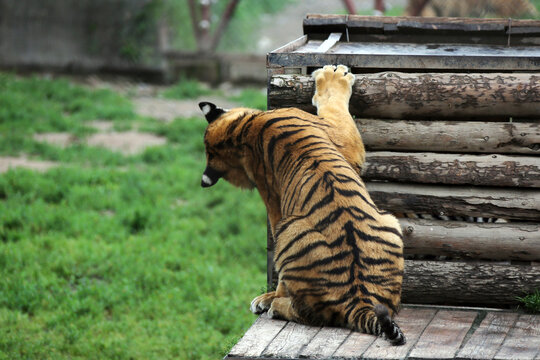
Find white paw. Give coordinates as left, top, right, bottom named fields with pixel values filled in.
left=250, top=296, right=270, bottom=314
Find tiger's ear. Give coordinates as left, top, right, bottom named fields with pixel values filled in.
left=199, top=102, right=225, bottom=123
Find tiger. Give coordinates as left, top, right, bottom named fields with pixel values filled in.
left=199, top=65, right=405, bottom=345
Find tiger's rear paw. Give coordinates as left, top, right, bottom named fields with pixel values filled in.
left=250, top=291, right=276, bottom=314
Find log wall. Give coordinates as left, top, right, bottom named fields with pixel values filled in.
left=267, top=16, right=540, bottom=307
left=268, top=73, right=540, bottom=120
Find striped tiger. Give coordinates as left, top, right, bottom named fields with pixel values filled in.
left=199, top=65, right=405, bottom=345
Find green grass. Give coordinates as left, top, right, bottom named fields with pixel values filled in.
left=517, top=289, right=540, bottom=313
left=227, top=88, right=267, bottom=111
left=161, top=78, right=217, bottom=100
left=0, top=74, right=267, bottom=359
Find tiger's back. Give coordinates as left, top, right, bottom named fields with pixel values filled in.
left=200, top=65, right=405, bottom=345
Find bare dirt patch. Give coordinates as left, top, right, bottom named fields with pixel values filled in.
left=33, top=133, right=76, bottom=148
left=0, top=156, right=58, bottom=173
left=88, top=120, right=115, bottom=132
left=133, top=96, right=240, bottom=122
left=86, top=131, right=166, bottom=155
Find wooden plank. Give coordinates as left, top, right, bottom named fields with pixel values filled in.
left=271, top=35, right=307, bottom=54
left=226, top=313, right=287, bottom=359
left=298, top=326, right=351, bottom=359
left=304, top=14, right=540, bottom=28
left=363, top=152, right=540, bottom=187
left=361, top=307, right=437, bottom=360
left=356, top=120, right=540, bottom=155
left=403, top=261, right=540, bottom=307
left=261, top=322, right=320, bottom=359
left=267, top=72, right=540, bottom=120
left=314, top=32, right=341, bottom=53
left=408, top=310, right=478, bottom=359
left=268, top=43, right=540, bottom=71
left=332, top=330, right=377, bottom=358
left=366, top=182, right=540, bottom=221
left=400, top=219, right=540, bottom=262
left=494, top=314, right=540, bottom=360
left=457, top=312, right=519, bottom=360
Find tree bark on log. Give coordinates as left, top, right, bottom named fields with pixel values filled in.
left=357, top=119, right=540, bottom=154
left=400, top=219, right=540, bottom=261
left=402, top=260, right=540, bottom=306
left=268, top=73, right=540, bottom=120
left=362, top=152, right=540, bottom=187
left=366, top=182, right=540, bottom=221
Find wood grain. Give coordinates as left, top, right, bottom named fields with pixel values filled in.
left=403, top=261, right=540, bottom=306
left=400, top=219, right=540, bottom=261
left=299, top=327, right=351, bottom=359
left=457, top=312, right=519, bottom=360
left=357, top=120, right=540, bottom=155
left=366, top=181, right=540, bottom=221
left=261, top=322, right=320, bottom=359
left=332, top=330, right=376, bottom=358
left=363, top=152, right=540, bottom=187
left=227, top=313, right=286, bottom=359
left=408, top=310, right=477, bottom=359
left=268, top=73, right=540, bottom=120
left=494, top=314, right=540, bottom=360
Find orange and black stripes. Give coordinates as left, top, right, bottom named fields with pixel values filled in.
left=201, top=104, right=405, bottom=345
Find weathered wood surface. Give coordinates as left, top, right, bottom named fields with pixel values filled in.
left=268, top=73, right=540, bottom=120
left=400, top=218, right=540, bottom=261
left=299, top=327, right=351, bottom=359
left=225, top=306, right=540, bottom=359
left=366, top=182, right=540, bottom=221
left=262, top=322, right=320, bottom=359
left=457, top=312, right=519, bottom=359
left=357, top=119, right=540, bottom=155
left=302, top=15, right=540, bottom=45
left=402, top=260, right=540, bottom=306
left=359, top=307, right=436, bottom=359
left=268, top=41, right=540, bottom=71
left=363, top=151, right=540, bottom=187
left=408, top=310, right=477, bottom=359
left=227, top=313, right=286, bottom=359
left=304, top=14, right=540, bottom=28
left=494, top=314, right=540, bottom=360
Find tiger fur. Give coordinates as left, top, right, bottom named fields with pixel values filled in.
left=199, top=65, right=405, bottom=345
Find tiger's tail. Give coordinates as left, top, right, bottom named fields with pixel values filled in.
left=374, top=304, right=406, bottom=346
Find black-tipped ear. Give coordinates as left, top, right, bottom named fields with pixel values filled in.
left=199, top=102, right=225, bottom=123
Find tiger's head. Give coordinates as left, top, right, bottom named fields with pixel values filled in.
left=199, top=101, right=259, bottom=190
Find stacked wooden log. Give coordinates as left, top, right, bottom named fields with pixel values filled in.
left=267, top=15, right=540, bottom=307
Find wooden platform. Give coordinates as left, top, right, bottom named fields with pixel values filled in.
left=225, top=306, right=540, bottom=360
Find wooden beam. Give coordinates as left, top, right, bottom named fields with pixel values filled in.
left=400, top=219, right=540, bottom=261
left=366, top=181, right=540, bottom=221
left=362, top=151, right=540, bottom=187
left=304, top=14, right=540, bottom=28
left=357, top=119, right=540, bottom=155
left=268, top=73, right=540, bottom=120
left=403, top=260, right=540, bottom=306
left=314, top=32, right=341, bottom=53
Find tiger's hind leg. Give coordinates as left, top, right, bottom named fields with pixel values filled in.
left=268, top=297, right=301, bottom=322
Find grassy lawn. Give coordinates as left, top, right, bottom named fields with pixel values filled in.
left=0, top=74, right=267, bottom=359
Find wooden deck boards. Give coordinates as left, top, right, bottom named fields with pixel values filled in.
left=225, top=306, right=540, bottom=360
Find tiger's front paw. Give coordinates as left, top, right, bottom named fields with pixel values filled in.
left=250, top=291, right=276, bottom=314
left=312, top=65, right=355, bottom=110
